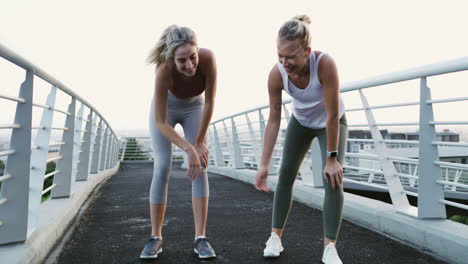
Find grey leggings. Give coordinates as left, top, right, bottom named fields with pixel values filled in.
left=148, top=92, right=209, bottom=204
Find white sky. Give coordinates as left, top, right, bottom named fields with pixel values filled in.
left=1, top=0, right=468, bottom=136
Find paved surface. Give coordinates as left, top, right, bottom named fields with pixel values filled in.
left=52, top=163, right=448, bottom=264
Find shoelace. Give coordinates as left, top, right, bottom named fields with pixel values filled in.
left=195, top=238, right=210, bottom=249
left=325, top=245, right=340, bottom=261
left=266, top=235, right=279, bottom=246
left=147, top=237, right=161, bottom=247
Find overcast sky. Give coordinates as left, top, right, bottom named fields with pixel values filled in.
left=1, top=0, right=468, bottom=136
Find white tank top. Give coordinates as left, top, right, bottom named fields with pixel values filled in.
left=277, top=52, right=345, bottom=129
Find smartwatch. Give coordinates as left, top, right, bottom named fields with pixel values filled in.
left=327, top=151, right=338, bottom=158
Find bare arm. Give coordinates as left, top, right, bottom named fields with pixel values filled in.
left=254, top=65, right=283, bottom=192
left=319, top=54, right=343, bottom=189
left=260, top=66, right=283, bottom=167
left=195, top=49, right=217, bottom=145
left=154, top=64, right=194, bottom=152
left=320, top=54, right=340, bottom=155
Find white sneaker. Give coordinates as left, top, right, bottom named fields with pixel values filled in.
left=322, top=243, right=343, bottom=264
left=263, top=232, right=284, bottom=258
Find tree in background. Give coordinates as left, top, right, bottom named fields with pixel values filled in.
left=123, top=138, right=150, bottom=160
left=41, top=161, right=56, bottom=202
left=450, top=215, right=468, bottom=225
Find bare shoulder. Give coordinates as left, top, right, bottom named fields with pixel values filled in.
left=198, top=48, right=216, bottom=74
left=268, top=64, right=283, bottom=91
left=198, top=48, right=215, bottom=64
left=316, top=52, right=338, bottom=82
left=156, top=62, right=171, bottom=75
left=317, top=52, right=337, bottom=72
left=155, top=62, right=173, bottom=85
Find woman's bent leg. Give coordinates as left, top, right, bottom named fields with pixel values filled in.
left=317, top=117, right=348, bottom=242
left=181, top=105, right=209, bottom=237
left=148, top=103, right=176, bottom=236
left=272, top=116, right=314, bottom=233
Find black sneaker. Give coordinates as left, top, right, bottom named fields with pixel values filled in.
left=140, top=237, right=163, bottom=259
left=194, top=237, right=216, bottom=259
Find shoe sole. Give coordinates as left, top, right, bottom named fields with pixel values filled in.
left=194, top=248, right=216, bottom=259
left=140, top=248, right=162, bottom=259
left=263, top=248, right=284, bottom=258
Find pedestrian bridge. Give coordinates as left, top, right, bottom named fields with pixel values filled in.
left=1, top=43, right=468, bottom=263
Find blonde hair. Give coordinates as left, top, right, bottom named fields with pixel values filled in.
left=278, top=15, right=312, bottom=49
left=148, top=25, right=198, bottom=66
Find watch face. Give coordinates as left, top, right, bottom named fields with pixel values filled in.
left=329, top=151, right=338, bottom=157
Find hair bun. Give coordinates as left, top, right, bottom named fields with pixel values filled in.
left=293, top=15, right=311, bottom=24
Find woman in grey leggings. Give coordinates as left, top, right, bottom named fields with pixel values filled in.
left=140, top=25, right=217, bottom=260
left=254, top=15, right=347, bottom=264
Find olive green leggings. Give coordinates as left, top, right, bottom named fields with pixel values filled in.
left=272, top=114, right=348, bottom=240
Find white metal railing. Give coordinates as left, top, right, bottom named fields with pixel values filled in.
left=0, top=43, right=121, bottom=245
left=207, top=56, right=468, bottom=220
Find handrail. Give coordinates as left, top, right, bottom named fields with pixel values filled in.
left=0, top=43, right=117, bottom=137
left=341, top=57, right=468, bottom=92
left=211, top=57, right=468, bottom=124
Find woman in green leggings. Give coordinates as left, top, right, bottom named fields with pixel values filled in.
left=254, top=14, right=347, bottom=264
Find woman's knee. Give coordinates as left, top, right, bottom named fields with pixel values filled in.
left=277, top=166, right=298, bottom=186
left=324, top=186, right=344, bottom=202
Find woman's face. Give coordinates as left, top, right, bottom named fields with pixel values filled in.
left=174, top=43, right=199, bottom=77
left=277, top=38, right=310, bottom=75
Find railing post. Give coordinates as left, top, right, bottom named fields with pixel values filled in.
left=259, top=110, right=266, bottom=147
left=71, top=103, right=84, bottom=181
left=120, top=139, right=127, bottom=161
left=418, top=77, right=446, bottom=218
left=113, top=137, right=118, bottom=166
left=359, top=89, right=414, bottom=216
left=106, top=133, right=113, bottom=169
left=282, top=103, right=290, bottom=123
left=113, top=137, right=118, bottom=167
left=52, top=97, right=76, bottom=198
left=307, top=139, right=324, bottom=187
left=453, top=169, right=462, bottom=191
left=207, top=129, right=214, bottom=165
left=212, top=124, right=225, bottom=166
left=409, top=164, right=417, bottom=187
left=115, top=139, right=121, bottom=165
left=104, top=135, right=111, bottom=169
left=110, top=138, right=115, bottom=167
left=76, top=111, right=93, bottom=181
left=259, top=110, right=276, bottom=173
left=230, top=118, right=245, bottom=169
left=245, top=114, right=262, bottom=169
left=222, top=120, right=236, bottom=168
left=0, top=70, right=33, bottom=244
left=28, top=85, right=57, bottom=234
left=99, top=126, right=109, bottom=171
left=117, top=139, right=122, bottom=164
left=90, top=120, right=103, bottom=173
left=107, top=136, right=114, bottom=169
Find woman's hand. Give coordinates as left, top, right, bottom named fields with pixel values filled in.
left=186, top=146, right=202, bottom=180
left=323, top=158, right=343, bottom=190
left=254, top=165, right=270, bottom=192
left=194, top=142, right=209, bottom=168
